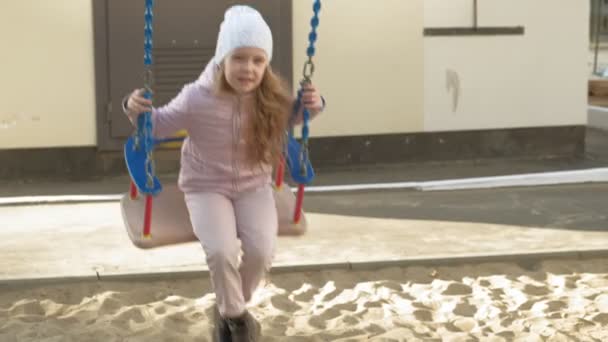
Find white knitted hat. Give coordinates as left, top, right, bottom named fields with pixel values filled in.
left=214, top=5, right=273, bottom=65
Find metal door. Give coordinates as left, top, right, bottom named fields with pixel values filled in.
left=95, top=0, right=292, bottom=150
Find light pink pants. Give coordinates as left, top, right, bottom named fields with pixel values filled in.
left=184, top=185, right=277, bottom=318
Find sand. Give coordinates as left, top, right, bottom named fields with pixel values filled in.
left=1, top=258, right=608, bottom=341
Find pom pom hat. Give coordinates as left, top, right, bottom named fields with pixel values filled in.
left=214, top=5, right=273, bottom=65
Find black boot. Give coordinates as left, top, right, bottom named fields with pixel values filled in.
left=213, top=306, right=232, bottom=342
left=227, top=311, right=261, bottom=342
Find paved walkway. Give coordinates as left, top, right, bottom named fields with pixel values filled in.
left=1, top=128, right=607, bottom=285
left=2, top=183, right=607, bottom=285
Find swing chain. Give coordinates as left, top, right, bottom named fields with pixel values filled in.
left=143, top=69, right=154, bottom=94
left=145, top=150, right=156, bottom=188
left=302, top=0, right=320, bottom=82
left=142, top=0, right=156, bottom=192
left=296, top=0, right=321, bottom=178
left=302, top=57, right=315, bottom=81
left=299, top=140, right=309, bottom=177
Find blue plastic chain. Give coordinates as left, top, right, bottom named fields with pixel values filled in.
left=141, top=0, right=155, bottom=188
left=126, top=0, right=161, bottom=195
left=287, top=0, right=321, bottom=183
left=300, top=0, right=321, bottom=151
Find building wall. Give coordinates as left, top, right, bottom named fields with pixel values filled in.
left=0, top=0, right=97, bottom=149
left=292, top=0, right=425, bottom=137
left=423, top=0, right=589, bottom=131
left=0, top=0, right=588, bottom=150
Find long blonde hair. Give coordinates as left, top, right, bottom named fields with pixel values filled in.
left=215, top=65, right=292, bottom=168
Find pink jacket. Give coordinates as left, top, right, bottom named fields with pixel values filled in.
left=150, top=62, right=320, bottom=197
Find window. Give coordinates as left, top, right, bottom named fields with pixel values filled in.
left=591, top=0, right=608, bottom=46
left=424, top=0, right=524, bottom=37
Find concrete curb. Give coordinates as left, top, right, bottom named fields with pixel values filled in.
left=589, top=105, right=608, bottom=131
left=2, top=248, right=607, bottom=287
left=418, top=167, right=608, bottom=191
left=0, top=195, right=122, bottom=206
left=2, top=168, right=608, bottom=206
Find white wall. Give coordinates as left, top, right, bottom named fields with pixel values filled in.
left=0, top=0, right=425, bottom=150
left=0, top=1, right=97, bottom=149
left=293, top=0, right=425, bottom=137
left=424, top=0, right=473, bottom=28
left=424, top=0, right=589, bottom=132
left=0, top=1, right=588, bottom=150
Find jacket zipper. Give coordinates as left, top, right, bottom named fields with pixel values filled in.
left=232, top=96, right=241, bottom=193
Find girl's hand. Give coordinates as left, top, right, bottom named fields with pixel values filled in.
left=125, top=88, right=153, bottom=123
left=301, top=82, right=324, bottom=113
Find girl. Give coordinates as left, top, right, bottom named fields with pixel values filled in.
left=124, top=5, right=324, bottom=342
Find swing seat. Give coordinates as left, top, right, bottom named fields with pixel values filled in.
left=285, top=135, right=315, bottom=185
left=273, top=183, right=308, bottom=235
left=121, top=183, right=308, bottom=249
left=124, top=136, right=162, bottom=195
